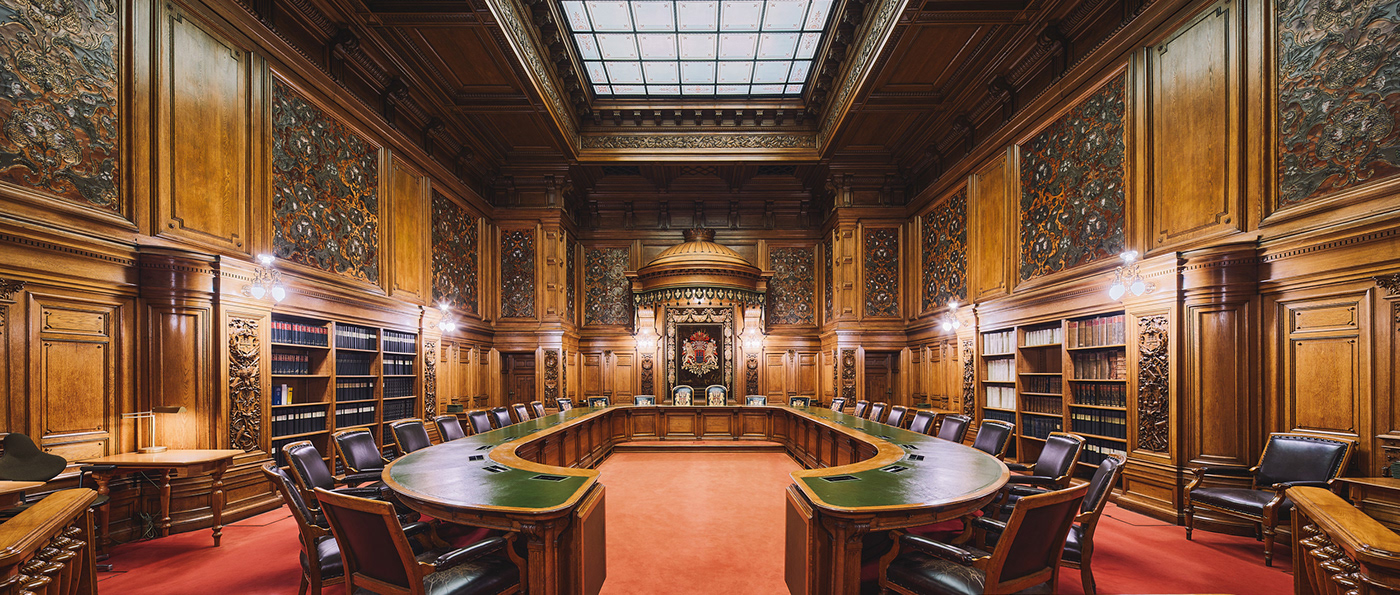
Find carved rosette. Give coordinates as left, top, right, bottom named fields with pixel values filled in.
left=424, top=341, right=437, bottom=419
left=228, top=318, right=261, bottom=452
left=961, top=340, right=975, bottom=416
left=840, top=349, right=857, bottom=399
left=640, top=354, right=654, bottom=395
left=745, top=353, right=758, bottom=395
left=1136, top=315, right=1170, bottom=453
left=543, top=349, right=560, bottom=407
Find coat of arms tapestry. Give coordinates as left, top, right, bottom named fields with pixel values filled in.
left=675, top=323, right=725, bottom=390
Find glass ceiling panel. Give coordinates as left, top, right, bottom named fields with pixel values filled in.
left=561, top=0, right=835, bottom=98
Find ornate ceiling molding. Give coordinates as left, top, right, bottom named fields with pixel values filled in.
left=482, top=0, right=583, bottom=152
left=816, top=0, right=908, bottom=151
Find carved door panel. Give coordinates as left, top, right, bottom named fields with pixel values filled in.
left=29, top=293, right=129, bottom=461
left=765, top=352, right=789, bottom=398
left=865, top=352, right=894, bottom=404
left=794, top=352, right=818, bottom=397
left=503, top=353, right=535, bottom=407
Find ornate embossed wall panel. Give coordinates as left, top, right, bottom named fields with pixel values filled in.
left=767, top=246, right=815, bottom=326
left=922, top=188, right=967, bottom=312
left=863, top=228, right=900, bottom=318
left=840, top=348, right=857, bottom=399
left=971, top=153, right=1009, bottom=300
left=584, top=247, right=631, bottom=326
left=1278, top=0, right=1400, bottom=208
left=500, top=229, right=536, bottom=318
left=1018, top=73, right=1127, bottom=281
left=0, top=0, right=120, bottom=214
left=157, top=4, right=252, bottom=252
left=271, top=78, right=381, bottom=284
left=389, top=158, right=427, bottom=301
left=228, top=318, right=260, bottom=451
left=1137, top=315, right=1170, bottom=453
left=431, top=192, right=479, bottom=315
left=424, top=340, right=437, bottom=419
left=961, top=340, right=974, bottom=416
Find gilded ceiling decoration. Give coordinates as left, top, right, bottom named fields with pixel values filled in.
left=922, top=188, right=967, bottom=312
left=767, top=246, right=815, bottom=326
left=432, top=192, right=479, bottom=315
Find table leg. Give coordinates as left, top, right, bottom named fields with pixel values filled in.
left=160, top=470, right=173, bottom=538
left=92, top=473, right=112, bottom=554
left=212, top=462, right=227, bottom=547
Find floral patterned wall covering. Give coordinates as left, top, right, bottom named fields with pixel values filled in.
left=1278, top=0, right=1400, bottom=208
left=431, top=191, right=478, bottom=315
left=922, top=188, right=967, bottom=312
left=0, top=0, right=120, bottom=213
left=500, top=229, right=535, bottom=318
left=271, top=79, right=381, bottom=283
left=864, top=228, right=900, bottom=318
left=767, top=246, right=815, bottom=326
left=566, top=236, right=577, bottom=323
left=1018, top=73, right=1126, bottom=281
left=584, top=247, right=632, bottom=326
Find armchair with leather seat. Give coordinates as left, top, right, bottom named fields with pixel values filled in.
left=556, top=398, right=574, bottom=411
left=935, top=415, right=971, bottom=443
left=332, top=429, right=393, bottom=478
left=528, top=401, right=546, bottom=418
left=489, top=407, right=513, bottom=429
left=829, top=398, right=846, bottom=413
left=315, top=488, right=522, bottom=595
left=671, top=386, right=693, bottom=406
left=868, top=402, right=889, bottom=424
left=434, top=416, right=467, bottom=442
left=465, top=410, right=494, bottom=435
left=908, top=410, right=940, bottom=435
left=885, top=406, right=908, bottom=428
left=990, top=432, right=1085, bottom=518
left=880, top=483, right=1089, bottom=595
left=1185, top=432, right=1355, bottom=566
left=789, top=396, right=811, bottom=407
left=853, top=400, right=871, bottom=419
left=263, top=463, right=343, bottom=595
left=634, top=395, right=656, bottom=405
left=511, top=403, right=531, bottom=423
left=970, top=420, right=1014, bottom=459
left=284, top=441, right=385, bottom=505
left=588, top=397, right=611, bottom=408
left=389, top=419, right=434, bottom=455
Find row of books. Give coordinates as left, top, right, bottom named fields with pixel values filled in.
left=335, top=325, right=378, bottom=351
left=1022, top=415, right=1061, bottom=439
left=984, top=409, right=1016, bottom=424
left=1071, top=383, right=1128, bottom=407
left=272, top=321, right=328, bottom=346
left=983, top=330, right=1015, bottom=354
left=383, top=399, right=417, bottom=422
left=1023, top=326, right=1062, bottom=347
left=383, top=330, right=417, bottom=354
left=384, top=356, right=415, bottom=376
left=336, top=380, right=376, bottom=402
left=385, top=378, right=415, bottom=399
left=272, top=352, right=312, bottom=375
left=1021, top=375, right=1062, bottom=394
left=271, top=405, right=327, bottom=436
left=985, top=386, right=1015, bottom=410
left=985, top=359, right=1015, bottom=382
left=1081, top=437, right=1126, bottom=466
left=1070, top=408, right=1127, bottom=439
left=1068, top=314, right=1126, bottom=348
left=337, top=354, right=375, bottom=376
left=1022, top=395, right=1062, bottom=414
left=272, top=384, right=295, bottom=406
left=1072, top=351, right=1126, bottom=380
left=335, top=404, right=377, bottom=427
left=270, top=437, right=297, bottom=467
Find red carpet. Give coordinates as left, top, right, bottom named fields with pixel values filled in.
left=95, top=455, right=1295, bottom=595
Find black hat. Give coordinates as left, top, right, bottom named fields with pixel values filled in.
left=0, top=433, right=67, bottom=482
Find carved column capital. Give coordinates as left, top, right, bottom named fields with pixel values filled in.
left=1375, top=273, right=1400, bottom=296
left=0, top=277, right=25, bottom=302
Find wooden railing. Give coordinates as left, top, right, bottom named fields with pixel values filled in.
left=1291, top=486, right=1400, bottom=594
left=0, top=489, right=99, bottom=595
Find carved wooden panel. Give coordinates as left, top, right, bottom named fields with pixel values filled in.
left=961, top=340, right=974, bottom=416
left=431, top=192, right=479, bottom=315
left=227, top=317, right=260, bottom=451
left=157, top=4, right=252, bottom=252
left=765, top=352, right=787, bottom=398
left=1137, top=314, right=1170, bottom=453
left=1282, top=298, right=1367, bottom=439
left=768, top=246, right=816, bottom=326
left=863, top=228, right=900, bottom=318
left=583, top=247, right=631, bottom=326
left=389, top=158, right=427, bottom=300
left=841, top=349, right=857, bottom=400
left=970, top=152, right=1009, bottom=299
left=424, top=340, right=437, bottom=419
left=543, top=348, right=560, bottom=405
left=794, top=352, right=818, bottom=396
left=1148, top=0, right=1241, bottom=249
left=921, top=188, right=967, bottom=312
left=500, top=228, right=536, bottom=318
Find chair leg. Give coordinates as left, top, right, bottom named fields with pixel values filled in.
left=1082, top=562, right=1096, bottom=595
left=299, top=573, right=310, bottom=595
left=1184, top=503, right=1194, bottom=540
left=1263, top=525, right=1275, bottom=567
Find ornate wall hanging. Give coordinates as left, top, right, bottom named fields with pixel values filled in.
left=962, top=339, right=975, bottom=416
left=767, top=246, right=816, bottom=326
left=500, top=229, right=536, bottom=318
left=584, top=247, right=632, bottom=326
left=665, top=307, right=733, bottom=396
left=746, top=353, right=758, bottom=395
left=1137, top=315, right=1170, bottom=452
left=864, top=228, right=900, bottom=317
left=228, top=318, right=261, bottom=451
left=424, top=340, right=437, bottom=419
left=923, top=189, right=968, bottom=312
left=640, top=353, right=654, bottom=395
left=1018, top=73, right=1127, bottom=281
left=432, top=192, right=479, bottom=315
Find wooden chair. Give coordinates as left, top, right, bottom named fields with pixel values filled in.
left=853, top=400, right=871, bottom=418
left=262, top=463, right=343, bottom=595
left=705, top=385, right=727, bottom=405
left=828, top=398, right=847, bottom=413
left=389, top=419, right=433, bottom=455
left=867, top=402, right=889, bottom=424
left=556, top=398, right=574, bottom=411
left=907, top=410, right=939, bottom=435
left=315, top=488, right=522, bottom=595
left=970, top=420, right=1014, bottom=458
left=284, top=440, right=382, bottom=505
left=881, top=483, right=1089, bottom=595
left=332, top=429, right=391, bottom=477
left=528, top=401, right=546, bottom=418
left=633, top=395, right=656, bottom=405
left=434, top=415, right=466, bottom=442
left=510, top=403, right=531, bottom=423
left=935, top=414, right=971, bottom=443
left=671, top=386, right=693, bottom=406
left=1185, top=432, right=1355, bottom=566
left=489, top=407, right=513, bottom=429
left=745, top=395, right=767, bottom=405
left=588, top=396, right=610, bottom=407
left=788, top=396, right=811, bottom=407
left=884, top=405, right=908, bottom=428
left=990, top=432, right=1085, bottom=518
left=465, top=410, right=494, bottom=435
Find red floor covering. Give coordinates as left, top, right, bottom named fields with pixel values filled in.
left=96, top=453, right=1295, bottom=595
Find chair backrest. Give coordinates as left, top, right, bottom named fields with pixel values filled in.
left=262, top=463, right=326, bottom=542
left=1082, top=455, right=1125, bottom=516
left=672, top=385, right=693, bottom=406
left=1255, top=433, right=1356, bottom=488
left=466, top=410, right=494, bottom=434
left=789, top=396, right=811, bottom=407
left=853, top=400, right=871, bottom=418
left=935, top=414, right=971, bottom=443
left=908, top=410, right=939, bottom=435
left=0, top=433, right=66, bottom=482
left=983, top=483, right=1090, bottom=592
left=529, top=401, right=546, bottom=418
left=1031, top=433, right=1086, bottom=481
left=389, top=419, right=433, bottom=455
left=556, top=398, right=574, bottom=411
left=511, top=403, right=531, bottom=422
left=334, top=429, right=387, bottom=473
left=633, top=395, right=656, bottom=405
left=884, top=405, right=908, bottom=428
left=315, top=488, right=422, bottom=594
left=588, top=397, right=610, bottom=408
left=490, top=407, right=513, bottom=429
left=285, top=440, right=336, bottom=494
left=745, top=395, right=767, bottom=405
left=972, top=420, right=1015, bottom=458
left=829, top=398, right=847, bottom=413
left=868, top=402, right=889, bottom=424
left=705, top=385, right=727, bottom=405
left=433, top=415, right=466, bottom=442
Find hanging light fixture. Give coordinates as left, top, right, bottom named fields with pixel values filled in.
left=437, top=302, right=457, bottom=332
left=1108, top=251, right=1153, bottom=301
left=941, top=300, right=964, bottom=331
left=635, top=325, right=657, bottom=352
left=741, top=324, right=764, bottom=352
left=243, top=254, right=287, bottom=303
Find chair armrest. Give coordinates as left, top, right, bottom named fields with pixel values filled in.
left=430, top=536, right=507, bottom=570
left=899, top=534, right=977, bottom=566
left=1269, top=481, right=1331, bottom=491
left=1006, top=475, right=1060, bottom=486
left=1190, top=465, right=1254, bottom=478
left=971, top=516, right=1006, bottom=534
left=330, top=486, right=384, bottom=499
left=339, top=472, right=382, bottom=486
left=401, top=521, right=433, bottom=537
left=1005, top=462, right=1032, bottom=472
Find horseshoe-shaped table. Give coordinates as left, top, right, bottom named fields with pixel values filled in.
left=383, top=405, right=1009, bottom=595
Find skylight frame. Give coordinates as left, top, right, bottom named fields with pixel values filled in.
left=560, top=0, right=836, bottom=99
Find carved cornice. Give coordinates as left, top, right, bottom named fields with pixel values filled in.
left=817, top=0, right=908, bottom=151
left=581, top=134, right=817, bottom=150
left=483, top=0, right=581, bottom=151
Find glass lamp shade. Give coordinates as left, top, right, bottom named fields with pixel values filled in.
left=1130, top=279, right=1147, bottom=296
left=270, top=284, right=287, bottom=302
left=1108, top=282, right=1126, bottom=301
left=941, top=321, right=953, bottom=331
left=249, top=284, right=266, bottom=300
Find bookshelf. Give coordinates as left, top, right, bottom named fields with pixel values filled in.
left=1067, top=313, right=1128, bottom=467
left=979, top=329, right=1018, bottom=459
left=267, top=314, right=421, bottom=470
left=1017, top=322, right=1063, bottom=462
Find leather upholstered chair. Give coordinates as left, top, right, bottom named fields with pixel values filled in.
left=588, top=396, right=611, bottom=408
left=465, top=410, right=494, bottom=435
left=333, top=429, right=392, bottom=477
left=907, top=411, right=939, bottom=435
left=1185, top=432, right=1355, bottom=566
left=829, top=398, right=847, bottom=413
left=868, top=402, right=889, bottom=424
left=970, top=420, right=1014, bottom=459
left=284, top=441, right=385, bottom=508
left=935, top=414, right=971, bottom=443
left=671, top=386, right=693, bottom=406
left=633, top=395, right=656, bottom=405
left=434, top=416, right=467, bottom=442
left=315, top=488, right=522, bottom=595
left=705, top=385, right=727, bottom=405
left=263, top=463, right=343, bottom=595
left=745, top=395, right=767, bottom=405
left=991, top=432, right=1085, bottom=518
left=528, top=401, right=546, bottom=418
left=556, top=398, right=574, bottom=411
left=880, top=483, right=1089, bottom=595
left=510, top=403, right=531, bottom=423
left=390, top=419, right=434, bottom=455
left=489, top=407, right=513, bottom=429
left=884, top=405, right=908, bottom=428
left=853, top=400, right=871, bottom=418
left=789, top=396, right=811, bottom=407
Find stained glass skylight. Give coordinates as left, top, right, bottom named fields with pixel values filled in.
left=560, top=0, right=834, bottom=97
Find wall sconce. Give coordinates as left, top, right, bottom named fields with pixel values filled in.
left=741, top=325, right=764, bottom=352
left=941, top=300, right=963, bottom=331
left=437, top=302, right=457, bottom=332
left=1108, top=251, right=1154, bottom=301
left=243, top=254, right=287, bottom=302
left=122, top=406, right=187, bottom=453
left=635, top=325, right=657, bottom=352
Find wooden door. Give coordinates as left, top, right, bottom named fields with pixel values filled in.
left=865, top=352, right=895, bottom=403
left=503, top=352, right=535, bottom=406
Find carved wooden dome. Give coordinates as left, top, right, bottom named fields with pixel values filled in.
left=631, top=229, right=769, bottom=305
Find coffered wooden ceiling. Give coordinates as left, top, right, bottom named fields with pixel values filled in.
left=264, top=0, right=1131, bottom=201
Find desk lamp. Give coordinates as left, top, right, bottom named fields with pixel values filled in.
left=122, top=406, right=187, bottom=453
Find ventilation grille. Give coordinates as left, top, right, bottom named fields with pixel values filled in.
left=531, top=474, right=568, bottom=482
left=482, top=465, right=510, bottom=474
left=821, top=474, right=860, bottom=483
left=476, top=444, right=494, bottom=451
left=906, top=454, right=925, bottom=462
left=881, top=465, right=910, bottom=474
left=468, top=454, right=485, bottom=462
